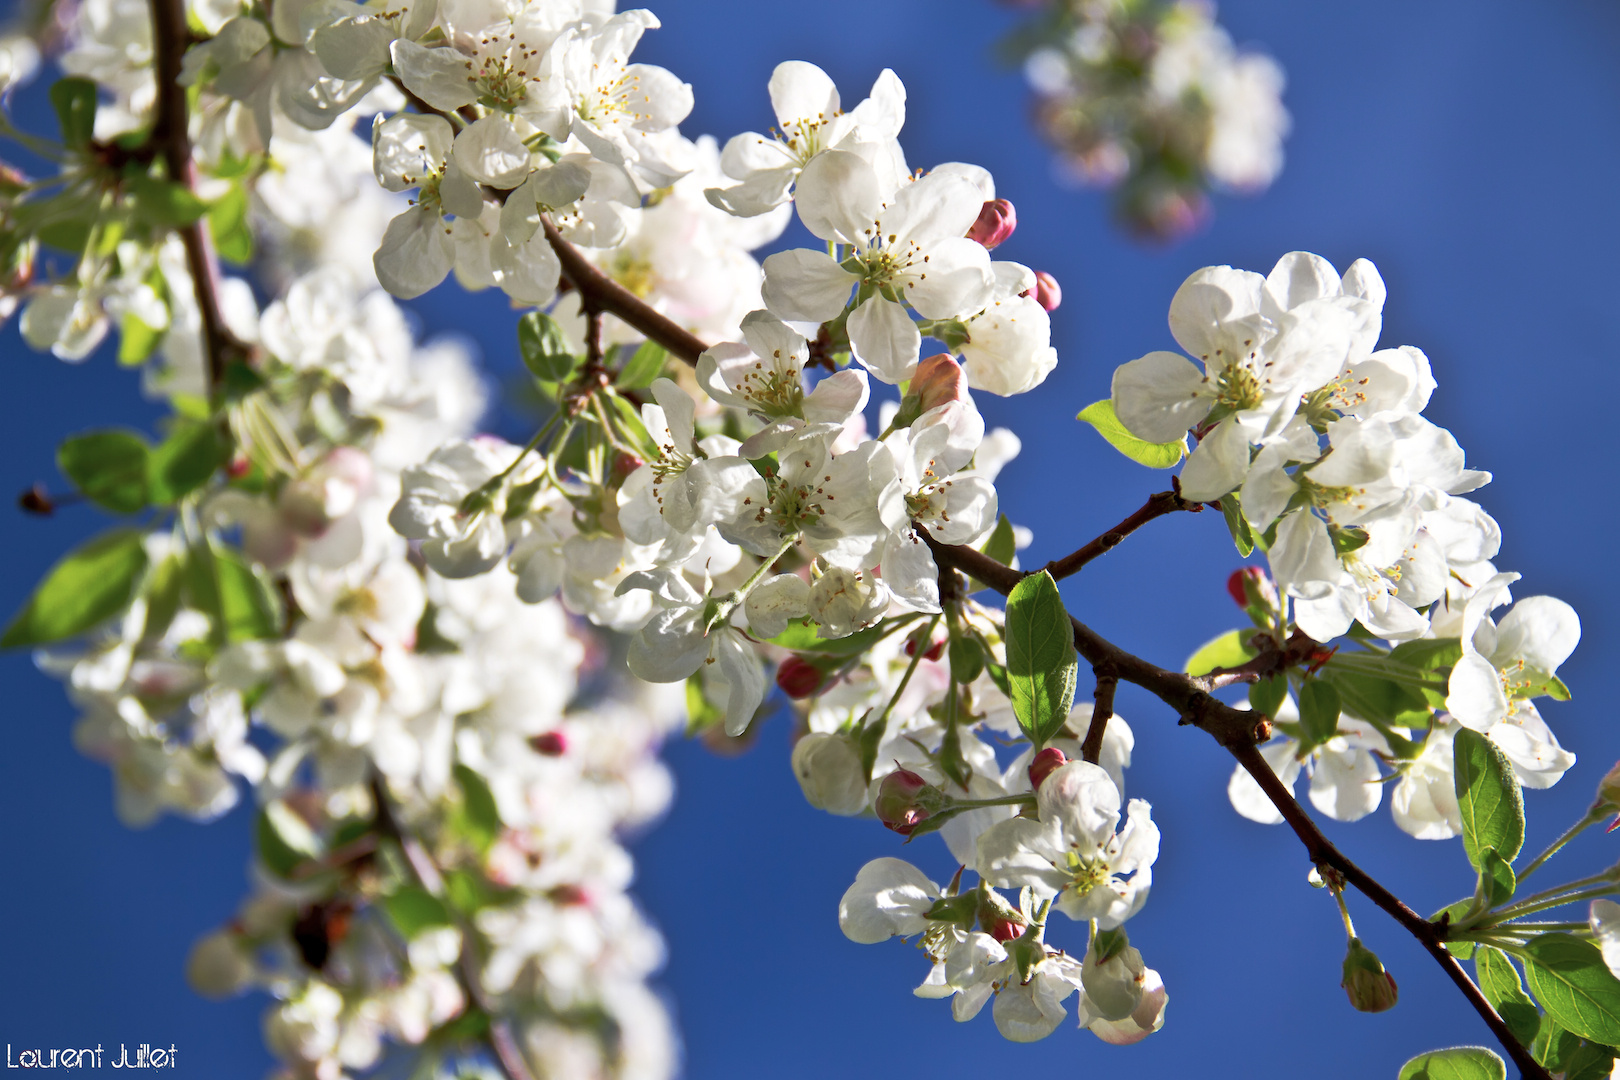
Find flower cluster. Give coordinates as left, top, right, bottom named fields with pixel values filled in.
left=1009, top=0, right=1289, bottom=238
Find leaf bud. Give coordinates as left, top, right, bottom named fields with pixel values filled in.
left=1028, top=747, right=1068, bottom=791
left=791, top=732, right=868, bottom=815
left=776, top=655, right=826, bottom=699
left=966, top=198, right=1018, bottom=250
left=528, top=731, right=567, bottom=756
left=875, top=767, right=935, bottom=835
left=1341, top=938, right=1398, bottom=1013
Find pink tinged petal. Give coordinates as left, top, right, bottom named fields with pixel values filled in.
left=391, top=39, right=477, bottom=112
left=1447, top=653, right=1510, bottom=731
left=768, top=60, right=840, bottom=126
left=374, top=206, right=454, bottom=300
left=1178, top=417, right=1251, bottom=502
left=1492, top=596, right=1580, bottom=676
left=848, top=295, right=921, bottom=385
left=761, top=249, right=858, bottom=322
left=794, top=149, right=883, bottom=245
left=1110, top=350, right=1210, bottom=443
left=803, top=369, right=870, bottom=424
left=1227, top=739, right=1302, bottom=825
left=837, top=857, right=939, bottom=944
left=900, top=236, right=993, bottom=320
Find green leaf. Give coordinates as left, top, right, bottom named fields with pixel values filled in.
left=453, top=763, right=501, bottom=854
left=1248, top=674, right=1288, bottom=720
left=126, top=175, right=209, bottom=228
left=57, top=429, right=151, bottom=513
left=763, top=618, right=891, bottom=657
left=383, top=886, right=453, bottom=940
left=1534, top=1019, right=1581, bottom=1072
left=1387, top=637, right=1464, bottom=672
left=148, top=419, right=229, bottom=504
left=1318, top=665, right=1432, bottom=725
left=207, top=184, right=254, bottom=264
left=214, top=549, right=280, bottom=641
left=601, top=391, right=659, bottom=461
left=1077, top=399, right=1187, bottom=469
left=1220, top=494, right=1254, bottom=556
left=980, top=514, right=1017, bottom=567
left=1432, top=898, right=1477, bottom=959
left=140, top=553, right=185, bottom=642
left=1564, top=1041, right=1617, bottom=1080
left=118, top=312, right=165, bottom=365
left=1523, top=934, right=1620, bottom=1044
left=1477, top=848, right=1517, bottom=908
left=256, top=801, right=322, bottom=879
left=1184, top=629, right=1257, bottom=677
left=50, top=77, right=98, bottom=148
left=518, top=311, right=578, bottom=382
left=1396, top=1047, right=1505, bottom=1080
left=1298, top=679, right=1342, bottom=747
left=948, top=633, right=985, bottom=684
left=684, top=671, right=725, bottom=736
left=2, top=529, right=149, bottom=647
left=617, top=340, right=667, bottom=388
left=1004, top=571, right=1078, bottom=749
left=1454, top=727, right=1525, bottom=869
left=1474, top=946, right=1540, bottom=1048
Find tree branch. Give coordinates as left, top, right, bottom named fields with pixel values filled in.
left=1080, top=665, right=1117, bottom=764
left=370, top=777, right=538, bottom=1080
left=1042, top=488, right=1197, bottom=581
left=148, top=0, right=234, bottom=394
left=519, top=224, right=1548, bottom=1077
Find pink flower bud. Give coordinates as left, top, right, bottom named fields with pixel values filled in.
left=529, top=731, right=568, bottom=756
left=1341, top=938, right=1398, bottom=1013
left=548, top=884, right=590, bottom=906
left=612, top=451, right=645, bottom=482
left=1226, top=566, right=1278, bottom=609
left=1022, top=271, right=1062, bottom=312
left=875, top=768, right=933, bottom=835
left=966, top=199, right=1017, bottom=250
left=909, top=353, right=968, bottom=413
left=226, top=456, right=252, bottom=479
left=1028, top=747, right=1068, bottom=791
left=776, top=656, right=825, bottom=699
left=904, top=626, right=948, bottom=662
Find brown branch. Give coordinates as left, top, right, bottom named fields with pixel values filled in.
left=540, top=218, right=708, bottom=365
left=1042, top=489, right=1197, bottom=581
left=1080, top=665, right=1117, bottom=764
left=523, top=221, right=1547, bottom=1077
left=149, top=0, right=234, bottom=394
left=370, top=777, right=538, bottom=1080
left=923, top=535, right=1549, bottom=1079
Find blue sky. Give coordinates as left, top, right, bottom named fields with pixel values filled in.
left=3, top=1, right=1620, bottom=1076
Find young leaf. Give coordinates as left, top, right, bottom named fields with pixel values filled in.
left=1563, top=1042, right=1617, bottom=1080
left=1477, top=848, right=1517, bottom=908
left=1183, top=629, right=1257, bottom=677
left=126, top=175, right=209, bottom=228
left=1248, top=674, right=1288, bottom=720
left=1298, top=679, right=1342, bottom=747
left=617, top=340, right=668, bottom=388
left=1076, top=399, right=1187, bottom=469
left=148, top=420, right=229, bottom=504
left=1397, top=1047, right=1505, bottom=1080
left=49, top=77, right=98, bottom=148
left=215, top=549, right=281, bottom=641
left=2, top=528, right=149, bottom=647
left=207, top=184, right=254, bottom=265
left=1474, top=946, right=1541, bottom=1048
left=1387, top=637, right=1464, bottom=673
left=57, top=429, right=152, bottom=514
left=1522, top=934, right=1620, bottom=1045
left=980, top=514, right=1017, bottom=567
left=518, top=311, right=578, bottom=382
left=256, top=801, right=322, bottom=879
left=1004, top=570, right=1078, bottom=748
left=453, top=763, right=501, bottom=853
left=383, top=886, right=453, bottom=940
left=118, top=313, right=165, bottom=365
left=1533, top=1019, right=1581, bottom=1072
left=684, top=672, right=724, bottom=736
left=1219, top=494, right=1254, bottom=556
left=763, top=618, right=890, bottom=657
left=1453, top=727, right=1526, bottom=869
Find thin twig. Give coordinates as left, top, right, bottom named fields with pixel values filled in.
left=370, top=777, right=537, bottom=1080
left=1080, top=665, right=1117, bottom=764
left=149, top=0, right=234, bottom=393
left=1042, top=489, right=1197, bottom=581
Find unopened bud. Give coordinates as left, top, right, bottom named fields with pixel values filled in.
left=905, top=627, right=947, bottom=662
left=1226, top=566, right=1277, bottom=609
left=966, top=199, right=1017, bottom=250
left=1341, top=938, right=1398, bottom=1013
left=17, top=484, right=52, bottom=515
left=1028, top=747, right=1068, bottom=791
left=612, top=451, right=645, bottom=483
left=976, top=886, right=1027, bottom=942
left=875, top=767, right=934, bottom=835
left=226, top=455, right=252, bottom=479
left=910, top=353, right=968, bottom=412
left=547, top=883, right=589, bottom=906
left=529, top=731, right=567, bottom=756
left=776, top=656, right=825, bottom=699
left=1022, top=271, right=1061, bottom=312
left=1595, top=760, right=1620, bottom=811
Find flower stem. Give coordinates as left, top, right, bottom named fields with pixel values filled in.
left=1517, top=809, right=1606, bottom=884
